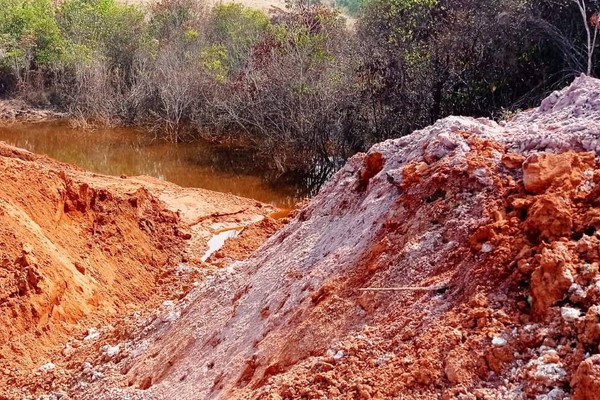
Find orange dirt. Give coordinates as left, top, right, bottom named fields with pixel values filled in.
left=0, top=142, right=280, bottom=399
left=208, top=217, right=287, bottom=265
left=254, top=145, right=600, bottom=399
left=7, top=76, right=600, bottom=400
left=71, top=134, right=600, bottom=399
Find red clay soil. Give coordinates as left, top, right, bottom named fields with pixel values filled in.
left=208, top=217, right=287, bottom=265
left=0, top=143, right=278, bottom=399
left=61, top=76, right=600, bottom=400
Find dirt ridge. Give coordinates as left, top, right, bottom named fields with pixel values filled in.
left=0, top=142, right=278, bottom=399
left=64, top=74, right=600, bottom=400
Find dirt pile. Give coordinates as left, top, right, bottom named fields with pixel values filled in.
left=0, top=143, right=278, bottom=399
left=51, top=74, right=600, bottom=400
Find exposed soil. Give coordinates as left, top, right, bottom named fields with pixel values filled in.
left=0, top=143, right=279, bottom=399
left=40, top=74, right=600, bottom=400
left=207, top=217, right=288, bottom=266
left=6, top=75, right=600, bottom=400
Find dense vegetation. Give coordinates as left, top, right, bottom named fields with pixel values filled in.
left=1, top=0, right=599, bottom=175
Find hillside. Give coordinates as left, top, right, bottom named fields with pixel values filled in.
left=0, top=143, right=282, bottom=399
left=3, top=75, right=600, bottom=399
left=42, top=75, right=600, bottom=399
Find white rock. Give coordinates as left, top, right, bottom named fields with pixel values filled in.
left=84, top=327, right=101, bottom=341
left=560, top=306, right=581, bottom=322
left=481, top=242, right=494, bottom=253
left=162, top=309, right=181, bottom=323
left=492, top=336, right=507, bottom=347
left=161, top=300, right=175, bottom=308
left=101, top=344, right=121, bottom=358
left=37, top=362, right=56, bottom=373
left=540, top=387, right=567, bottom=400
left=333, top=350, right=345, bottom=361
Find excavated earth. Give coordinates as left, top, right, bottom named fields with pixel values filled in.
left=0, top=143, right=280, bottom=399
left=5, top=75, right=600, bottom=400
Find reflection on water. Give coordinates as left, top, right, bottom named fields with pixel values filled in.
left=0, top=122, right=318, bottom=208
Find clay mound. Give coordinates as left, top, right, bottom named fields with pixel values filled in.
left=70, top=75, right=600, bottom=400
left=0, top=143, right=278, bottom=398
left=0, top=144, right=189, bottom=377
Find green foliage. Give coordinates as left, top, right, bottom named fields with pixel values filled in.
left=200, top=43, right=229, bottom=82
left=336, top=0, right=363, bottom=16
left=148, top=0, right=204, bottom=41
left=207, top=3, right=270, bottom=71
left=210, top=3, right=270, bottom=44
left=58, top=0, right=146, bottom=66
left=0, top=0, right=599, bottom=176
left=0, top=0, right=65, bottom=67
left=361, top=0, right=437, bottom=47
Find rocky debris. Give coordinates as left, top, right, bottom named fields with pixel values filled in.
left=84, top=329, right=101, bottom=342
left=37, top=363, right=57, bottom=374
left=58, top=74, right=600, bottom=400
left=100, top=345, right=121, bottom=360
left=0, top=100, right=64, bottom=123
left=8, top=75, right=600, bottom=399
left=572, top=355, right=600, bottom=400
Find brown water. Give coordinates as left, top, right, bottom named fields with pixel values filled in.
left=0, top=122, right=307, bottom=208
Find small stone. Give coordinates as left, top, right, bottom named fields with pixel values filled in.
left=161, top=300, right=175, bottom=308
left=481, top=242, right=494, bottom=253
left=541, top=387, right=566, bottom=400
left=101, top=344, right=121, bottom=359
left=62, top=343, right=75, bottom=358
left=375, top=353, right=394, bottom=366
left=22, top=243, right=33, bottom=254
left=74, top=262, right=86, bottom=274
left=37, top=362, right=56, bottom=373
left=84, top=328, right=101, bottom=341
left=492, top=336, right=507, bottom=347
left=561, top=306, right=581, bottom=322
left=333, top=350, right=345, bottom=361
left=91, top=370, right=105, bottom=381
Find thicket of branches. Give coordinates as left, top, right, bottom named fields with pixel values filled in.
left=1, top=0, right=600, bottom=174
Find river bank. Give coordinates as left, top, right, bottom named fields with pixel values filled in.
left=0, top=116, right=313, bottom=208
left=0, top=100, right=65, bottom=124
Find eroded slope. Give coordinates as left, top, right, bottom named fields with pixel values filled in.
left=0, top=144, right=278, bottom=399
left=64, top=75, right=600, bottom=400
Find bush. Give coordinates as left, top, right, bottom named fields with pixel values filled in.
left=0, top=0, right=65, bottom=73
left=1, top=0, right=599, bottom=177
left=207, top=3, right=270, bottom=72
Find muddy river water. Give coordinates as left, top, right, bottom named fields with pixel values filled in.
left=0, top=122, right=308, bottom=208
